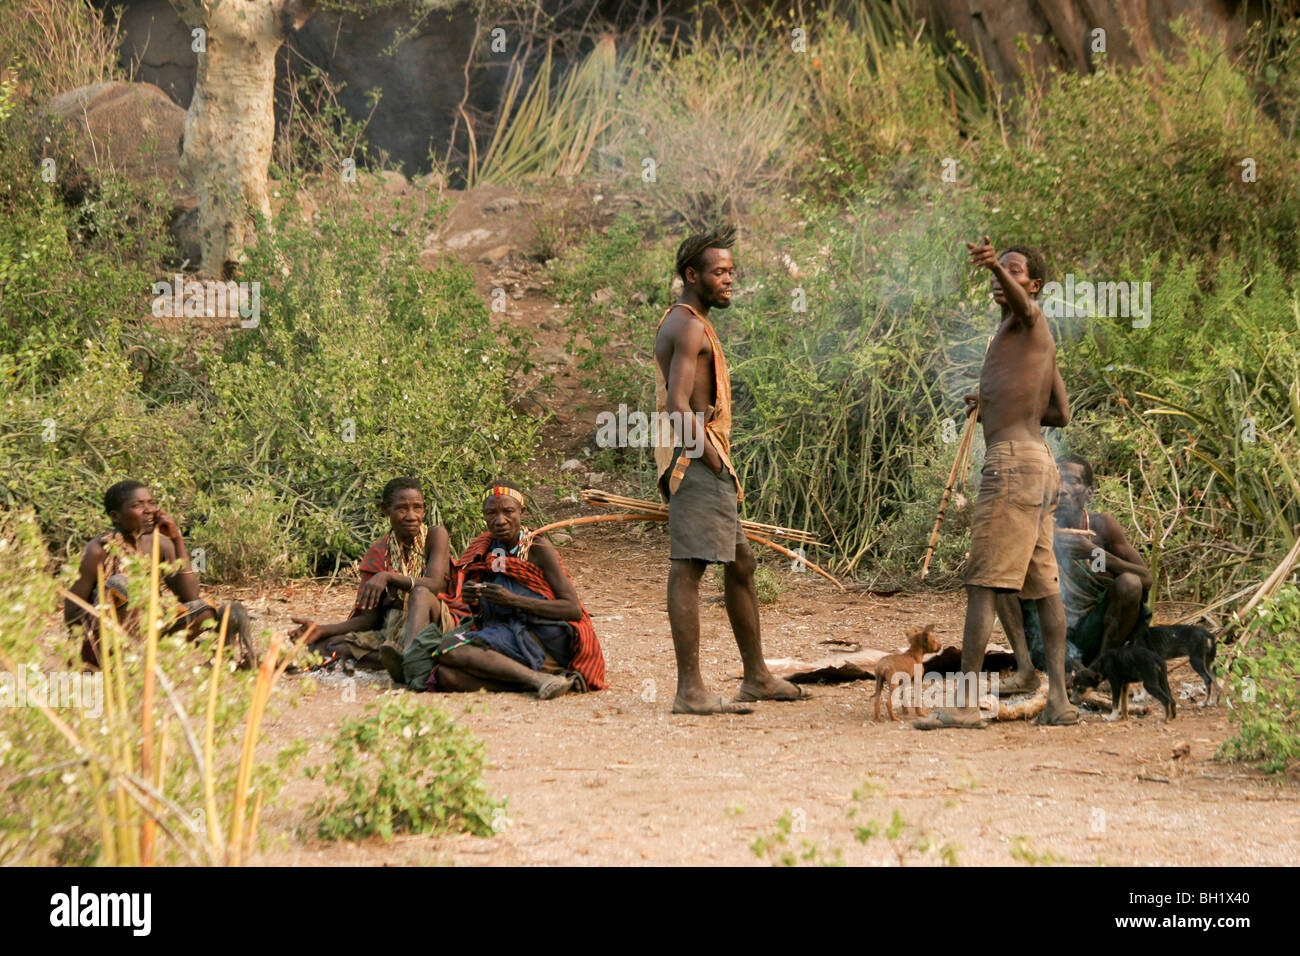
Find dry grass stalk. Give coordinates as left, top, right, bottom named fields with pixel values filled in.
left=12, top=544, right=299, bottom=866
left=581, top=489, right=821, bottom=544
left=920, top=406, right=978, bottom=581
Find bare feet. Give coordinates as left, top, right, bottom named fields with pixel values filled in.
left=913, top=707, right=985, bottom=730
left=672, top=694, right=756, bottom=715
left=734, top=675, right=811, bottom=703
left=998, top=670, right=1041, bottom=696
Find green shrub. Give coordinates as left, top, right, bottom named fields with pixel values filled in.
left=211, top=187, right=541, bottom=567
left=191, top=486, right=305, bottom=584
left=1218, top=585, right=1300, bottom=773
left=975, top=28, right=1300, bottom=273
left=307, top=694, right=502, bottom=841
left=0, top=338, right=206, bottom=555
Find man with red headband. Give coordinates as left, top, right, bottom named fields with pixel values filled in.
left=397, top=482, right=606, bottom=698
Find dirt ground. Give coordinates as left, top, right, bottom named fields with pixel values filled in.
left=229, top=185, right=1300, bottom=866
left=203, top=525, right=1299, bottom=868
left=121, top=185, right=1297, bottom=865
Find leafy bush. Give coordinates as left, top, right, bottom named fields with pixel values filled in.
left=211, top=186, right=541, bottom=568
left=191, top=486, right=305, bottom=584
left=1218, top=585, right=1300, bottom=773
left=0, top=337, right=206, bottom=555
left=307, top=694, right=502, bottom=841
left=975, top=28, right=1300, bottom=273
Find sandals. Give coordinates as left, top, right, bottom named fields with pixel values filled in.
left=733, top=682, right=812, bottom=703
left=912, top=709, right=985, bottom=731
left=671, top=695, right=756, bottom=715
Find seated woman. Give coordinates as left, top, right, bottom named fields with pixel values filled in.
left=65, top=479, right=257, bottom=669
left=290, top=477, right=452, bottom=673
left=400, top=481, right=606, bottom=699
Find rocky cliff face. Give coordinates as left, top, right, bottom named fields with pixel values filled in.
left=112, top=0, right=501, bottom=175
left=107, top=0, right=1249, bottom=176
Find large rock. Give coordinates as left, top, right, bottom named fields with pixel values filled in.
left=289, top=5, right=499, bottom=175
left=116, top=0, right=197, bottom=107
left=44, top=80, right=191, bottom=205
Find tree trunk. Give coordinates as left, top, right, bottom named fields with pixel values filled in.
left=171, top=0, right=316, bottom=277
left=913, top=0, right=1243, bottom=91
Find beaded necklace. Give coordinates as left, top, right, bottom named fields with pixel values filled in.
left=387, top=524, right=428, bottom=579
left=101, top=530, right=137, bottom=578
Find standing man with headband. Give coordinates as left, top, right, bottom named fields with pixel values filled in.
left=652, top=226, right=809, bottom=715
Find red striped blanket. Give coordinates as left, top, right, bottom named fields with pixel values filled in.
left=440, top=532, right=606, bottom=691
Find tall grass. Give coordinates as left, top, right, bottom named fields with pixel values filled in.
left=0, top=0, right=124, bottom=101
left=469, top=34, right=654, bottom=187
left=0, top=509, right=303, bottom=865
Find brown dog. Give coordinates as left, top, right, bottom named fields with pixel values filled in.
left=872, top=624, right=941, bottom=720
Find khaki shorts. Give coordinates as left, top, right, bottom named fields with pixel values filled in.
left=667, top=453, right=745, bottom=564
left=965, top=440, right=1060, bottom=599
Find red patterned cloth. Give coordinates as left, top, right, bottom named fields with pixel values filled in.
left=442, top=532, right=606, bottom=691
left=351, top=529, right=425, bottom=617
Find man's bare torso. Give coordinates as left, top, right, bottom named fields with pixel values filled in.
left=655, top=305, right=716, bottom=415
left=979, top=306, right=1057, bottom=444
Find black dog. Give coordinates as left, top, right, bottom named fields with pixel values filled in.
left=1133, top=624, right=1218, bottom=703
left=1070, top=645, right=1176, bottom=721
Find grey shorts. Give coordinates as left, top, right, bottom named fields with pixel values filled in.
left=667, top=455, right=744, bottom=564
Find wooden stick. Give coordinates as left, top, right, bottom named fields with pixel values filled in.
left=1221, top=534, right=1300, bottom=675
left=530, top=512, right=663, bottom=538
left=581, top=489, right=822, bottom=544
left=521, top=513, right=663, bottom=554
left=1236, top=534, right=1300, bottom=621
left=524, top=512, right=845, bottom=589
left=1165, top=583, right=1255, bottom=626
left=920, top=406, right=978, bottom=581
left=744, top=532, right=846, bottom=591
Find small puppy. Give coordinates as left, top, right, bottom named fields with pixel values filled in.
left=1133, top=624, right=1218, bottom=703
left=872, top=624, right=940, bottom=721
left=1070, top=645, right=1176, bottom=721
